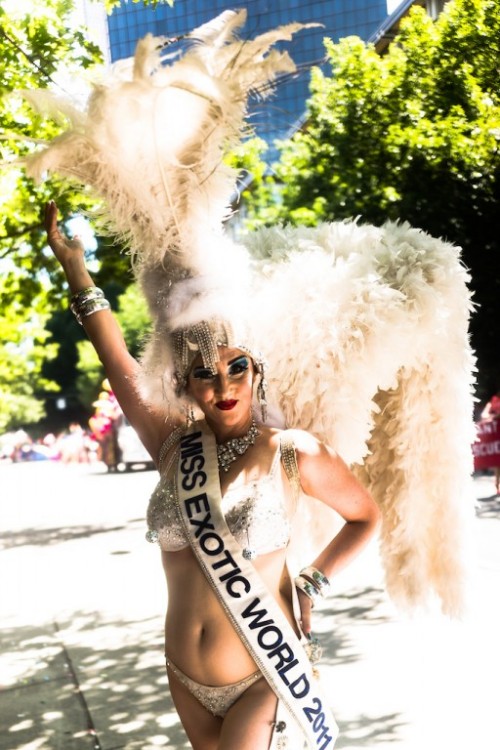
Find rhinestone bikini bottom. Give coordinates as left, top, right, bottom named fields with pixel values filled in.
left=166, top=657, right=262, bottom=717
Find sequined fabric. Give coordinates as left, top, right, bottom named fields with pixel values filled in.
left=146, top=475, right=187, bottom=551
left=166, top=658, right=262, bottom=717
left=146, top=440, right=300, bottom=555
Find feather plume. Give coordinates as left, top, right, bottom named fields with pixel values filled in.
left=22, top=9, right=316, bottom=282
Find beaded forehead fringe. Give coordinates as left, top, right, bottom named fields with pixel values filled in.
left=171, top=319, right=235, bottom=392
left=170, top=318, right=268, bottom=421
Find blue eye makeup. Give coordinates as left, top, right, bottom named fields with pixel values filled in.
left=191, top=356, right=250, bottom=381
left=228, top=356, right=250, bottom=376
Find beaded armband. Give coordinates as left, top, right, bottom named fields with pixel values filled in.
left=280, top=434, right=301, bottom=503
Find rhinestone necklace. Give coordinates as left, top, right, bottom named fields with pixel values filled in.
left=216, top=419, right=260, bottom=472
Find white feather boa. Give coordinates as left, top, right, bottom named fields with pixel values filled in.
left=18, top=11, right=476, bottom=615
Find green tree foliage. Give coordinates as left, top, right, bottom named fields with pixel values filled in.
left=75, top=340, right=104, bottom=410
left=0, top=272, right=59, bottom=432
left=226, top=137, right=277, bottom=233
left=0, top=0, right=103, bottom=302
left=0, top=1, right=103, bottom=429
left=75, top=283, right=151, bottom=409
left=0, top=0, right=175, bottom=302
left=115, top=283, right=152, bottom=359
left=0, top=1, right=159, bottom=429
left=241, top=0, right=500, bottom=396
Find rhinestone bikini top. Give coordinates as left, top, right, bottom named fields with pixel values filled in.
left=146, top=432, right=301, bottom=557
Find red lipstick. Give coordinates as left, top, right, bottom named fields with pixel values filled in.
left=216, top=400, right=238, bottom=410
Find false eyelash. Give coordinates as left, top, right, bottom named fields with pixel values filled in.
left=192, top=369, right=215, bottom=379
left=229, top=357, right=250, bottom=372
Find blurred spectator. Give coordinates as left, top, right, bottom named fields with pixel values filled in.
left=481, top=391, right=500, bottom=421
left=88, top=382, right=122, bottom=472
left=479, top=390, right=500, bottom=494
left=58, top=423, right=88, bottom=464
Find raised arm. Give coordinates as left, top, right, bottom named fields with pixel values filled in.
left=44, top=201, right=178, bottom=463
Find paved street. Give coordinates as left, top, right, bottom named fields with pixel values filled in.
left=0, top=460, right=499, bottom=750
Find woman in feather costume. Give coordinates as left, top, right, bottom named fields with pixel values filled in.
left=27, top=9, right=475, bottom=749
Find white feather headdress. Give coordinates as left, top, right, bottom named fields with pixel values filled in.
left=23, top=9, right=315, bottom=406
left=21, top=10, right=476, bottom=615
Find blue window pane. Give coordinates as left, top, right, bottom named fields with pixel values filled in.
left=107, top=0, right=388, bottom=155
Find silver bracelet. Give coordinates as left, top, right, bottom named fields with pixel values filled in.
left=70, top=287, right=110, bottom=325
left=76, top=297, right=111, bottom=324
left=300, top=566, right=331, bottom=596
left=70, top=286, right=104, bottom=307
left=294, top=575, right=321, bottom=608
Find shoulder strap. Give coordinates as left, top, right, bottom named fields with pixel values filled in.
left=158, top=425, right=186, bottom=472
left=280, top=433, right=301, bottom=503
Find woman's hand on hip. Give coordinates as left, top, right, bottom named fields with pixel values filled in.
left=297, top=588, right=313, bottom=638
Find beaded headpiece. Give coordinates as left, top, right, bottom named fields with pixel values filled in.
left=170, top=317, right=268, bottom=421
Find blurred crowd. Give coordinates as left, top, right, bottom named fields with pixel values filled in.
left=0, top=423, right=100, bottom=465
left=0, top=381, right=125, bottom=471
left=3, top=385, right=499, bottom=488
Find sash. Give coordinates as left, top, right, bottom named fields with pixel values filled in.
left=175, top=424, right=338, bottom=750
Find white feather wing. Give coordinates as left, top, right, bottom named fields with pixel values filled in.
left=245, top=221, right=476, bottom=615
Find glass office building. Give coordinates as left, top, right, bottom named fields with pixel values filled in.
left=107, top=1, right=389, bottom=152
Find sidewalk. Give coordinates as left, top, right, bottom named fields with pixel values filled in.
left=1, top=461, right=499, bottom=750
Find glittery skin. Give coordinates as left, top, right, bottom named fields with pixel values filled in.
left=166, top=658, right=262, bottom=717
left=146, top=438, right=301, bottom=555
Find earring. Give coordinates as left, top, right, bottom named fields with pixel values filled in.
left=256, top=362, right=268, bottom=423
left=182, top=400, right=195, bottom=425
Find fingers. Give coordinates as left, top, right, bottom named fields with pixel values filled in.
left=297, top=589, right=313, bottom=637
left=43, top=201, right=86, bottom=265
left=44, top=200, right=60, bottom=238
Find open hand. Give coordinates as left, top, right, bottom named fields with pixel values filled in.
left=44, top=201, right=85, bottom=267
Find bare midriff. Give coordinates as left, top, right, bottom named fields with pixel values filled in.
left=162, top=545, right=298, bottom=686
